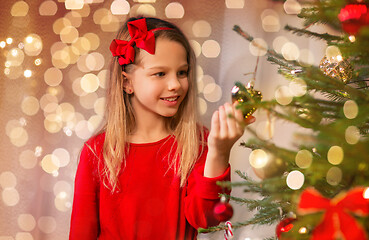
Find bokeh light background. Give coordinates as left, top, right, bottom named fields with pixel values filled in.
left=0, top=0, right=328, bottom=239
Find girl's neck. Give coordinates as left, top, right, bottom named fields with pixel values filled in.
left=129, top=117, right=171, bottom=144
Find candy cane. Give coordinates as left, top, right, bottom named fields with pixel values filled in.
left=224, top=221, right=234, bottom=239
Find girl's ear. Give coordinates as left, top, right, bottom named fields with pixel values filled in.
left=122, top=71, right=133, bottom=94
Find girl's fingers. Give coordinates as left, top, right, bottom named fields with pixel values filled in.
left=233, top=103, right=244, bottom=132
left=211, top=110, right=220, bottom=137
left=218, top=105, right=228, bottom=138
left=245, top=115, right=256, bottom=125
left=225, top=103, right=238, bottom=136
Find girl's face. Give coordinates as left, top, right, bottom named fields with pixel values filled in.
left=124, top=38, right=189, bottom=121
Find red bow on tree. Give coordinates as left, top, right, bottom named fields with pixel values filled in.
left=110, top=18, right=172, bottom=66
left=298, top=187, right=369, bottom=240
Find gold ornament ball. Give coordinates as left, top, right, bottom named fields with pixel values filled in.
left=249, top=149, right=287, bottom=179
left=319, top=55, right=353, bottom=83
left=231, top=82, right=262, bottom=119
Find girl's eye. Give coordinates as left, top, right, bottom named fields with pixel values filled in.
left=178, top=70, right=188, bottom=77
left=154, top=72, right=165, bottom=77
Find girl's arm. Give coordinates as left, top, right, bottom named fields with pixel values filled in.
left=204, top=102, right=255, bottom=178
left=184, top=146, right=231, bottom=229
left=184, top=108, right=254, bottom=229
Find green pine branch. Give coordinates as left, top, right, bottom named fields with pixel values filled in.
left=284, top=25, right=343, bottom=43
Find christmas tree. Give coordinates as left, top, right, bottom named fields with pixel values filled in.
left=200, top=0, right=369, bottom=239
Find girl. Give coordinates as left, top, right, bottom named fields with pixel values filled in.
left=69, top=17, right=254, bottom=240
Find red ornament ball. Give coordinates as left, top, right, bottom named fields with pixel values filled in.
left=276, top=217, right=296, bottom=239
left=338, top=3, right=369, bottom=35
left=213, top=201, right=233, bottom=222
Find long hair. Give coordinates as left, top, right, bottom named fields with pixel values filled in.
left=102, top=17, right=204, bottom=191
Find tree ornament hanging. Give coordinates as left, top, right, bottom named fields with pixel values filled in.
left=231, top=81, right=262, bottom=119
left=276, top=217, right=296, bottom=240
left=319, top=55, right=353, bottom=83
left=213, top=195, right=234, bottom=222
left=338, top=3, right=369, bottom=35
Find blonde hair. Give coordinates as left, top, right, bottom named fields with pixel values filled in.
left=101, top=17, right=204, bottom=191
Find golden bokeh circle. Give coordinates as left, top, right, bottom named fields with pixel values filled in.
left=0, top=171, right=17, bottom=189
left=60, top=26, right=79, bottom=44
left=18, top=214, right=36, bottom=231
left=165, top=2, right=185, bottom=19
left=44, top=67, right=63, bottom=87
left=295, top=149, right=313, bottom=169
left=19, top=150, right=38, bottom=169
left=81, top=73, right=100, bottom=93
left=21, top=96, right=40, bottom=116
left=286, top=170, right=304, bottom=190
left=39, top=0, right=58, bottom=16
left=202, top=40, right=220, bottom=58
left=2, top=188, right=20, bottom=206
left=11, top=1, right=29, bottom=16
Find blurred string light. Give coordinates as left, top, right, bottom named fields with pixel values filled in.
left=24, top=69, right=32, bottom=78
left=349, top=35, right=356, bottom=42
left=261, top=9, right=280, bottom=32
left=18, top=214, right=36, bottom=232
left=24, top=34, right=43, bottom=56
left=110, top=0, right=130, bottom=15
left=295, top=149, right=313, bottom=169
left=202, top=40, right=220, bottom=58
left=273, top=36, right=289, bottom=54
left=192, top=20, right=212, bottom=37
left=275, top=86, right=293, bottom=105
left=283, top=0, right=302, bottom=14
left=289, top=78, right=307, bottom=97
left=249, top=149, right=268, bottom=168
left=132, top=4, right=156, bottom=17
left=35, top=58, right=42, bottom=66
left=343, top=100, right=358, bottom=119
left=345, top=126, right=360, bottom=144
left=19, top=149, right=38, bottom=169
left=286, top=170, right=304, bottom=190
left=39, top=0, right=58, bottom=15
left=11, top=1, right=29, bottom=16
left=327, top=146, right=344, bottom=165
left=225, top=0, right=245, bottom=8
left=326, top=166, right=342, bottom=186
left=0, top=171, right=19, bottom=207
left=65, top=0, right=84, bottom=10
left=165, top=2, right=185, bottom=18
left=6, top=38, right=13, bottom=44
left=282, top=42, right=299, bottom=61
left=363, top=188, right=369, bottom=199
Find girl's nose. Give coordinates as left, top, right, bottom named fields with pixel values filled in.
left=167, top=76, right=181, bottom=91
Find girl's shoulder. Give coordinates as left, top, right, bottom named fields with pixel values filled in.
left=83, top=132, right=106, bottom=159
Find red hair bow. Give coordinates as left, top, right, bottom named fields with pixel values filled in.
left=298, top=187, right=369, bottom=240
left=110, top=18, right=172, bottom=66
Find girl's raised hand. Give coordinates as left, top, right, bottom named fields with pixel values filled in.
left=204, top=102, right=255, bottom=178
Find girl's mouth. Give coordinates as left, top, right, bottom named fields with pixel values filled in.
left=161, top=96, right=179, bottom=102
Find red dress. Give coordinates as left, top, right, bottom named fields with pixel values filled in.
left=69, top=133, right=230, bottom=240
